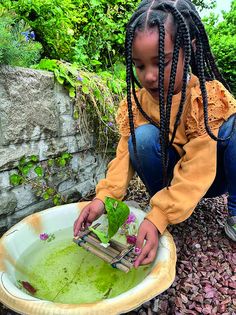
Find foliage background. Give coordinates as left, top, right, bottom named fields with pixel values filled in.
left=203, top=0, right=236, bottom=95
left=0, top=0, right=235, bottom=94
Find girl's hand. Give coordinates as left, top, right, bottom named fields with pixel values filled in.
left=73, top=198, right=105, bottom=237
left=134, top=219, right=159, bottom=268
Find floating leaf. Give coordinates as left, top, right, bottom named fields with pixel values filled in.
left=21, top=281, right=37, bottom=295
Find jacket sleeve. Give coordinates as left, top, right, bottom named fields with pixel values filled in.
left=145, top=133, right=217, bottom=234
left=96, top=135, right=135, bottom=202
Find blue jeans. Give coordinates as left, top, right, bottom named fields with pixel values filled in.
left=128, top=115, right=236, bottom=217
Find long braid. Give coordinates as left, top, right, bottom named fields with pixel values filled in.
left=165, top=29, right=181, bottom=145
left=158, top=22, right=169, bottom=185
left=156, top=3, right=191, bottom=157
left=195, top=32, right=231, bottom=142
left=126, top=26, right=153, bottom=194
left=190, top=12, right=230, bottom=90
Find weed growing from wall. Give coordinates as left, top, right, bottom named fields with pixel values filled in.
left=10, top=153, right=74, bottom=206
left=35, top=59, right=125, bottom=152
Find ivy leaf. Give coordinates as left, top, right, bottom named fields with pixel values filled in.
left=42, top=192, right=50, bottom=200
left=10, top=174, right=22, bottom=186
left=61, top=152, right=71, bottom=160
left=34, top=166, right=43, bottom=177
left=58, top=158, right=66, bottom=167
left=53, top=195, right=61, bottom=205
left=29, top=155, right=39, bottom=163
left=21, top=165, right=31, bottom=176
left=19, top=156, right=27, bottom=166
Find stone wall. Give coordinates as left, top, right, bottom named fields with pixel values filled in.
left=0, top=66, right=108, bottom=234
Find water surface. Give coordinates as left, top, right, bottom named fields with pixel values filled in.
left=15, top=228, right=152, bottom=304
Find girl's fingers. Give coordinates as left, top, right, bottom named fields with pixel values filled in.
left=73, top=209, right=89, bottom=236
left=139, top=249, right=156, bottom=265
left=133, top=246, right=148, bottom=268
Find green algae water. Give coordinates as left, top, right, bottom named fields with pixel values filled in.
left=15, top=227, right=152, bottom=304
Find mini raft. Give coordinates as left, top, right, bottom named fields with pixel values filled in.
left=0, top=202, right=176, bottom=315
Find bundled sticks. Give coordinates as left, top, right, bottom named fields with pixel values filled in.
left=73, top=223, right=135, bottom=273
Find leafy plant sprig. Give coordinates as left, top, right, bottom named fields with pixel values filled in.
left=10, top=152, right=73, bottom=206
left=34, top=59, right=124, bottom=151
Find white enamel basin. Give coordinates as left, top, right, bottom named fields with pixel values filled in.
left=0, top=202, right=176, bottom=315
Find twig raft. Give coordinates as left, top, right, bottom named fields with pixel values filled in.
left=73, top=223, right=135, bottom=273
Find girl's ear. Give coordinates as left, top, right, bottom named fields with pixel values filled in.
left=191, top=39, right=196, bottom=52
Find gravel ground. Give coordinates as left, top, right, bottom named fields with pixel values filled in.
left=1, top=178, right=235, bottom=315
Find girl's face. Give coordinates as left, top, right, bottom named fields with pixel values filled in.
left=132, top=28, right=185, bottom=100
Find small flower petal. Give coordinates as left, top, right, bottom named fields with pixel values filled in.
left=40, top=233, right=49, bottom=240
left=126, top=235, right=137, bottom=245
left=126, top=212, right=136, bottom=224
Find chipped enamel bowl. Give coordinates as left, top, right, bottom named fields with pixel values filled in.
left=0, top=202, right=176, bottom=315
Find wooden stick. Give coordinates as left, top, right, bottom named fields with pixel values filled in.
left=82, top=235, right=134, bottom=269
left=74, top=225, right=135, bottom=271
left=78, top=241, right=130, bottom=273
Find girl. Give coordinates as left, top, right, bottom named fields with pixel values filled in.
left=74, top=0, right=236, bottom=267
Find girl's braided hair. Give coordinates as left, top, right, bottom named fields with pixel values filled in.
left=125, top=0, right=231, bottom=189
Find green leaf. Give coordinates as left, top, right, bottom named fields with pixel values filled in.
left=53, top=195, right=61, bottom=205
left=19, top=156, right=27, bottom=167
left=56, top=75, right=64, bottom=85
left=81, top=85, right=89, bottom=94
left=46, top=187, right=55, bottom=196
left=47, top=159, right=54, bottom=167
left=10, top=173, right=22, bottom=186
left=57, top=158, right=66, bottom=167
left=29, top=155, right=39, bottom=163
left=91, top=59, right=102, bottom=65
left=73, top=110, right=79, bottom=120
left=21, top=165, right=31, bottom=176
left=106, top=197, right=129, bottom=239
left=89, top=227, right=109, bottom=244
left=61, top=152, right=71, bottom=160
left=69, top=87, right=75, bottom=98
left=34, top=166, right=43, bottom=177
left=42, top=192, right=50, bottom=200
left=90, top=197, right=129, bottom=244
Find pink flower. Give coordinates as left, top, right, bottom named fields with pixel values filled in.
left=126, top=212, right=136, bottom=224
left=40, top=233, right=49, bottom=240
left=126, top=235, right=137, bottom=245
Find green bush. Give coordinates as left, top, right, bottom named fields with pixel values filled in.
left=0, top=9, right=42, bottom=67
left=3, top=0, right=214, bottom=71
left=203, top=0, right=236, bottom=95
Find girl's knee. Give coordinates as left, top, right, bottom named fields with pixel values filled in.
left=128, top=124, right=160, bottom=154
left=219, top=115, right=236, bottom=140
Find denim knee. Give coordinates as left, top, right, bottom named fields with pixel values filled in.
left=128, top=124, right=161, bottom=158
